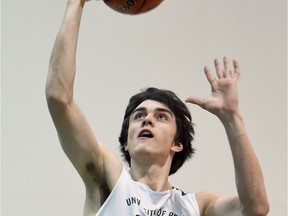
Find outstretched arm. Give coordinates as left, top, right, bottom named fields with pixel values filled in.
left=186, top=57, right=269, bottom=216
left=45, top=0, right=122, bottom=214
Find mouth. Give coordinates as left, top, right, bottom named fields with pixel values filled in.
left=138, top=129, right=154, bottom=138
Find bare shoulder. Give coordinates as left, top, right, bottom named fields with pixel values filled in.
left=195, top=191, right=224, bottom=215
left=196, top=191, right=242, bottom=216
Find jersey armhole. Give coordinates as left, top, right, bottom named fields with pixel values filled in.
left=96, top=164, right=126, bottom=215
left=191, top=192, right=201, bottom=216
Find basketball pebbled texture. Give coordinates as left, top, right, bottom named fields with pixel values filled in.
left=103, top=0, right=164, bottom=15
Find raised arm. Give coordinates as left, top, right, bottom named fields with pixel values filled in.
left=186, top=57, right=269, bottom=216
left=45, top=0, right=121, bottom=213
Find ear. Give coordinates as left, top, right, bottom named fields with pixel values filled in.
left=124, top=143, right=128, bottom=151
left=171, top=142, right=183, bottom=153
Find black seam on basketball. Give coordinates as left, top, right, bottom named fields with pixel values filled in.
left=134, top=0, right=147, bottom=14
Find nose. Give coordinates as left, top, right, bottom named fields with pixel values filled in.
left=141, top=114, right=154, bottom=127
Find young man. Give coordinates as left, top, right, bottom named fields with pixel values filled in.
left=45, top=0, right=269, bottom=215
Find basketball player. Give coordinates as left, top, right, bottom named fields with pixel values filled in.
left=45, top=0, right=269, bottom=215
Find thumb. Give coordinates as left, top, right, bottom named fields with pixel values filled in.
left=185, top=96, right=204, bottom=107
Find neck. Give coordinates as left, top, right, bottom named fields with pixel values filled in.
left=129, top=160, right=172, bottom=192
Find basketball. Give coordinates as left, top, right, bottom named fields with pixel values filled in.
left=103, top=0, right=164, bottom=15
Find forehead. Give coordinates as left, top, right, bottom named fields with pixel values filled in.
left=134, top=100, right=173, bottom=114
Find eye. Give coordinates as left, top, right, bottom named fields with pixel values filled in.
left=157, top=113, right=168, bottom=120
left=134, top=113, right=146, bottom=120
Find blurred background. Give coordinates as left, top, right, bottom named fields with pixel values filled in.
left=2, top=0, right=287, bottom=215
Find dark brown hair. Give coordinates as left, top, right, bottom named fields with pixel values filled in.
left=119, top=87, right=195, bottom=175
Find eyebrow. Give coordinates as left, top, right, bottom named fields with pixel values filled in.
left=131, top=107, right=174, bottom=117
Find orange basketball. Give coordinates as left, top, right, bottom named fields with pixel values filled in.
left=103, top=0, right=164, bottom=15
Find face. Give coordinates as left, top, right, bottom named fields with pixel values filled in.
left=126, top=100, right=182, bottom=162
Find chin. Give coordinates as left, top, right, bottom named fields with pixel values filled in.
left=133, top=144, right=157, bottom=156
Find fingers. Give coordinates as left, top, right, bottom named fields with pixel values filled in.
left=223, top=56, right=233, bottom=77
left=210, top=56, right=239, bottom=79
left=185, top=96, right=204, bottom=107
left=214, top=56, right=232, bottom=78
left=186, top=57, right=240, bottom=112
left=233, top=59, right=241, bottom=80
left=204, top=65, right=216, bottom=85
left=214, top=58, right=224, bottom=78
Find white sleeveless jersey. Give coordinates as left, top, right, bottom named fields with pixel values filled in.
left=96, top=167, right=200, bottom=216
